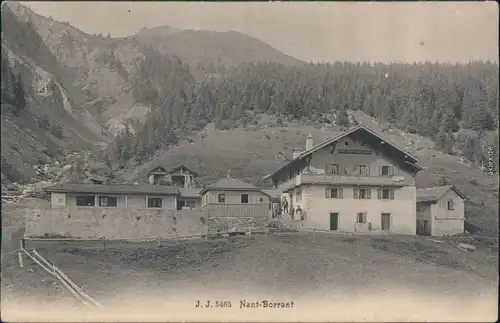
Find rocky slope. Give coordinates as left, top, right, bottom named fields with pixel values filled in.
left=1, top=2, right=304, bottom=183
left=1, top=4, right=105, bottom=183
left=5, top=2, right=303, bottom=134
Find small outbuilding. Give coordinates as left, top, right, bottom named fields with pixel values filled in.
left=200, top=177, right=270, bottom=218
left=416, top=185, right=467, bottom=236
left=177, top=187, right=202, bottom=210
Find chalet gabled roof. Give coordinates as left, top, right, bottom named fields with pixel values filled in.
left=168, top=164, right=199, bottom=177
left=147, top=166, right=168, bottom=176
left=416, top=185, right=467, bottom=203
left=200, top=177, right=270, bottom=196
left=44, top=183, right=179, bottom=196
left=263, top=124, right=422, bottom=181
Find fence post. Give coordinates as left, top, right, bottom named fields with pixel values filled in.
left=313, top=228, right=316, bottom=239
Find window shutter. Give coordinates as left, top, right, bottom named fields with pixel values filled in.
left=366, top=166, right=370, bottom=175
left=377, top=189, right=381, bottom=199
left=367, top=189, right=371, bottom=199
left=363, top=213, right=367, bottom=223
left=353, top=188, right=358, bottom=199
left=339, top=188, right=344, bottom=199
left=379, top=166, right=383, bottom=176
left=389, top=166, right=394, bottom=176
left=390, top=189, right=395, bottom=200
left=325, top=187, right=331, bottom=199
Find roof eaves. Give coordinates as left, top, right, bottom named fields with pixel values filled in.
left=263, top=125, right=419, bottom=180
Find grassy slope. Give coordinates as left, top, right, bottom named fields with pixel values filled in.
left=124, top=115, right=498, bottom=235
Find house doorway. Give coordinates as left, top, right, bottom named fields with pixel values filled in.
left=330, top=213, right=339, bottom=231
left=381, top=213, right=391, bottom=231
left=177, top=200, right=185, bottom=210
left=416, top=220, right=430, bottom=236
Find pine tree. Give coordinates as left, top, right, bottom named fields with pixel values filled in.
left=445, top=130, right=455, bottom=154
left=435, top=126, right=447, bottom=152
left=337, top=104, right=350, bottom=129
left=12, top=73, right=26, bottom=114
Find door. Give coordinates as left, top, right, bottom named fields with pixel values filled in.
left=381, top=213, right=391, bottom=231
left=423, top=220, right=429, bottom=236
left=330, top=213, right=339, bottom=231
left=177, top=200, right=185, bottom=210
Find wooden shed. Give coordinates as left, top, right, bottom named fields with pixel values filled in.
left=416, top=185, right=467, bottom=236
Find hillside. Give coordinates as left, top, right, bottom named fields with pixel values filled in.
left=123, top=113, right=498, bottom=236
left=6, top=3, right=303, bottom=133
left=129, top=27, right=303, bottom=76
left=1, top=5, right=104, bottom=184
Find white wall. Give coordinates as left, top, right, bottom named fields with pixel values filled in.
left=431, top=189, right=465, bottom=236
left=294, top=184, right=416, bottom=234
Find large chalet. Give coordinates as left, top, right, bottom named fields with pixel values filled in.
left=263, top=125, right=423, bottom=234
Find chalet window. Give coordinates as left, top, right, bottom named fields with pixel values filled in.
left=295, top=189, right=302, bottom=202
left=380, top=166, right=394, bottom=176
left=345, top=141, right=349, bottom=146
left=259, top=197, right=264, bottom=202
left=76, top=196, right=95, bottom=206
left=354, top=165, right=369, bottom=175
left=241, top=194, right=249, bottom=204
left=325, top=187, right=343, bottom=199
left=447, top=199, right=454, bottom=210
left=99, top=196, right=117, bottom=207
left=273, top=180, right=278, bottom=189
left=147, top=198, right=162, bottom=208
left=185, top=201, right=195, bottom=209
left=218, top=194, right=226, bottom=203
left=377, top=188, right=395, bottom=200
left=354, top=188, right=371, bottom=199
left=357, top=212, right=367, bottom=223
left=326, top=164, right=341, bottom=174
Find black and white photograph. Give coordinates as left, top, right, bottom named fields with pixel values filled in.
left=1, top=1, right=498, bottom=321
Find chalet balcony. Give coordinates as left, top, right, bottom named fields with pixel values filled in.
left=275, top=173, right=406, bottom=192
left=298, top=174, right=406, bottom=187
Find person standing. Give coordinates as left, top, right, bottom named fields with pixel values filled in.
left=282, top=197, right=289, bottom=214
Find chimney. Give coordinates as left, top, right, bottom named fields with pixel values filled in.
left=306, top=134, right=313, bottom=151
left=292, top=148, right=302, bottom=159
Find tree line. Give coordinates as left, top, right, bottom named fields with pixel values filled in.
left=108, top=51, right=498, bottom=170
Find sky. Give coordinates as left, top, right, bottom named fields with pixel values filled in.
left=20, top=1, right=499, bottom=63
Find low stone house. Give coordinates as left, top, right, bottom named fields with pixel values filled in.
left=45, top=183, right=179, bottom=210
left=200, top=177, right=271, bottom=231
left=416, top=185, right=467, bottom=236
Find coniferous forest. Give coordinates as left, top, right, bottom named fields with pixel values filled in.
left=109, top=51, right=498, bottom=169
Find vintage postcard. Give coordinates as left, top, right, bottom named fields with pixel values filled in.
left=1, top=1, right=498, bottom=322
